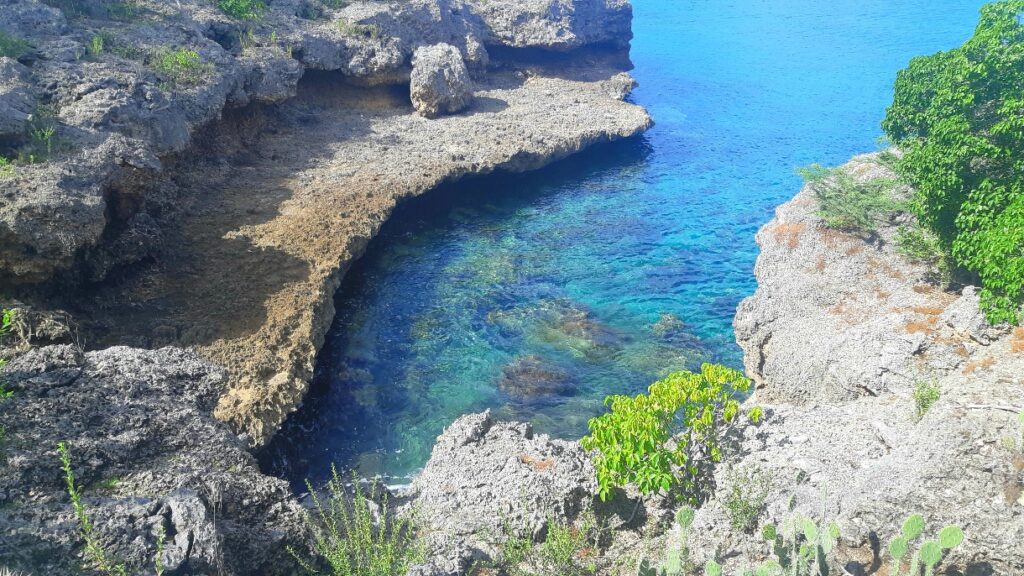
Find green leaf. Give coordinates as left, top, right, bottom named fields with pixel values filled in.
left=889, top=536, right=909, bottom=560
left=902, top=514, right=925, bottom=540
left=938, top=525, right=964, bottom=549
left=920, top=540, right=942, bottom=566
left=801, top=518, right=818, bottom=542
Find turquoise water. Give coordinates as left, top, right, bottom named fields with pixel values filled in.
left=266, top=0, right=986, bottom=485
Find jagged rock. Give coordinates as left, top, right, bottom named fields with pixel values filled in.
left=473, top=0, right=634, bottom=51
left=409, top=411, right=597, bottom=574
left=603, top=71, right=638, bottom=100
left=703, top=154, right=1024, bottom=575
left=0, top=345, right=308, bottom=575
left=410, top=43, right=474, bottom=118
left=0, top=58, right=36, bottom=142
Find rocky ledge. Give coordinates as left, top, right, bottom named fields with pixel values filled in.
left=0, top=0, right=651, bottom=446
left=0, top=345, right=307, bottom=575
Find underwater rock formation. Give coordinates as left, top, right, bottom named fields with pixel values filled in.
left=497, top=354, right=575, bottom=398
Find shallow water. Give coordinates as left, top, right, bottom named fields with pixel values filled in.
left=267, top=0, right=986, bottom=486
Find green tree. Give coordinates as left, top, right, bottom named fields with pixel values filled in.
left=883, top=0, right=1024, bottom=324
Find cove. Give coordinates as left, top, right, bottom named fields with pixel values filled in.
left=265, top=0, right=987, bottom=487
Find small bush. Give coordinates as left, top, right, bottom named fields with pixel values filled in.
left=290, top=466, right=423, bottom=576
left=337, top=20, right=382, bottom=39
left=912, top=381, right=940, bottom=421
left=150, top=48, right=212, bottom=87
left=581, top=364, right=761, bottom=503
left=537, top=516, right=597, bottom=576
left=0, top=31, right=31, bottom=60
left=218, top=0, right=266, bottom=20
left=0, top=158, right=12, bottom=179
left=722, top=467, right=770, bottom=533
left=798, top=163, right=903, bottom=233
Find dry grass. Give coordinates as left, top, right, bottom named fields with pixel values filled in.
left=845, top=244, right=865, bottom=256
left=519, top=454, right=555, bottom=471
left=912, top=305, right=946, bottom=316
left=912, top=284, right=935, bottom=295
left=874, top=289, right=891, bottom=300
left=904, top=316, right=939, bottom=335
left=963, top=356, right=995, bottom=375
left=772, top=222, right=806, bottom=249
left=815, top=257, right=828, bottom=272
left=1011, top=327, right=1024, bottom=354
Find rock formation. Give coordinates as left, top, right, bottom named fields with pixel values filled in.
left=410, top=43, right=474, bottom=117
left=0, top=0, right=651, bottom=446
left=0, top=345, right=308, bottom=575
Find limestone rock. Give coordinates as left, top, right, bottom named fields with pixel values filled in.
left=0, top=345, right=308, bottom=575
left=0, top=58, right=36, bottom=141
left=410, top=411, right=597, bottom=574
left=410, top=43, right=474, bottom=118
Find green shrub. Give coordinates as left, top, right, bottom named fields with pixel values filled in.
left=883, top=0, right=1024, bottom=324
left=217, top=0, right=266, bottom=20
left=337, top=20, right=382, bottom=39
left=290, top=466, right=423, bottom=576
left=797, top=163, right=903, bottom=233
left=537, top=516, right=597, bottom=576
left=0, top=309, right=14, bottom=398
left=895, top=224, right=953, bottom=285
left=150, top=48, right=212, bottom=87
left=885, top=515, right=964, bottom=576
left=722, top=467, right=770, bottom=533
left=0, top=158, right=13, bottom=179
left=912, top=382, right=940, bottom=421
left=581, top=364, right=762, bottom=503
left=0, top=31, right=31, bottom=59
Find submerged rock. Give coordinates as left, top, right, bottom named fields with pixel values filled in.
left=410, top=43, right=474, bottom=118
left=0, top=345, right=307, bottom=575
left=498, top=354, right=575, bottom=398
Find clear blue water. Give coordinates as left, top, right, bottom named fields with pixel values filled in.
left=268, top=0, right=986, bottom=485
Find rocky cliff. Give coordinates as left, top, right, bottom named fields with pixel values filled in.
left=0, top=0, right=651, bottom=446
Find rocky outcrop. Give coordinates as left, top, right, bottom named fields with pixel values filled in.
left=681, top=154, right=1024, bottom=574
left=410, top=43, right=474, bottom=118
left=409, top=411, right=597, bottom=574
left=0, top=0, right=649, bottom=446
left=0, top=0, right=638, bottom=286
left=0, top=345, right=308, bottom=575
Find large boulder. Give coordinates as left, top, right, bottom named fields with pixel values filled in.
left=0, top=345, right=308, bottom=575
left=410, top=43, right=474, bottom=118
left=410, top=411, right=597, bottom=574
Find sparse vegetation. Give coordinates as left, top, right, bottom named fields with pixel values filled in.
left=58, top=442, right=130, bottom=576
left=637, top=507, right=695, bottom=576
left=722, top=467, right=770, bottom=533
left=760, top=515, right=841, bottom=576
left=895, top=224, right=952, bottom=285
left=106, top=1, right=139, bottom=20
left=0, top=309, right=14, bottom=398
left=797, top=163, right=903, bottom=234
left=581, top=364, right=762, bottom=503
left=337, top=20, right=383, bottom=39
left=912, top=381, right=940, bottom=421
left=150, top=48, right=212, bottom=87
left=289, top=466, right=423, bottom=576
left=218, top=0, right=266, bottom=20
left=536, top=515, right=598, bottom=576
left=0, top=158, right=13, bottom=179
left=0, top=31, right=32, bottom=59
left=885, top=515, right=964, bottom=576
left=884, top=0, right=1024, bottom=324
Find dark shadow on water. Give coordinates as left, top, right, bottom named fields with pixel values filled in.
left=259, top=135, right=654, bottom=487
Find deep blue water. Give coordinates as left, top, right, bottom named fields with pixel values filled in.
left=268, top=0, right=987, bottom=485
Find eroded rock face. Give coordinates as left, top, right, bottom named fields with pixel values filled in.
left=410, top=43, right=474, bottom=118
left=0, top=345, right=307, bottom=575
left=410, top=411, right=597, bottom=574
left=0, top=0, right=637, bottom=285
left=689, top=153, right=1024, bottom=574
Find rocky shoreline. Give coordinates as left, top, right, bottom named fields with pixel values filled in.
left=0, top=0, right=651, bottom=446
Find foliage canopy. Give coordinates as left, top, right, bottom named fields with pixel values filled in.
left=581, top=364, right=761, bottom=503
left=883, top=0, right=1024, bottom=323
